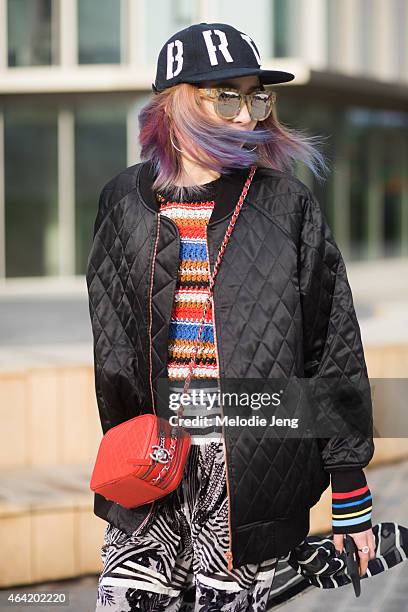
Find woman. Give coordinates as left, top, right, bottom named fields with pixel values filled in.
left=87, top=22, right=407, bottom=611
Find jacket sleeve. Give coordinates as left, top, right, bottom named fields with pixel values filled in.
left=298, top=193, right=375, bottom=476
left=85, top=184, right=142, bottom=434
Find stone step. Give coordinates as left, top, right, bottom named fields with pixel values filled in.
left=0, top=464, right=105, bottom=587
left=0, top=364, right=101, bottom=469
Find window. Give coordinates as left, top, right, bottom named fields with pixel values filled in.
left=348, top=122, right=370, bottom=260
left=382, top=131, right=404, bottom=258
left=144, top=0, right=193, bottom=65
left=394, top=0, right=407, bottom=79
left=7, top=0, right=57, bottom=66
left=216, top=1, right=272, bottom=58
left=273, top=0, right=289, bottom=57
left=326, top=0, right=340, bottom=68
left=75, top=101, right=127, bottom=274
left=278, top=97, right=335, bottom=227
left=78, top=0, right=121, bottom=64
left=347, top=108, right=408, bottom=259
left=5, top=106, right=58, bottom=277
left=272, top=0, right=299, bottom=57
left=358, top=0, right=372, bottom=73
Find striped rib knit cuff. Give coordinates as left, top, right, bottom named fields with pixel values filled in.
left=331, top=469, right=373, bottom=534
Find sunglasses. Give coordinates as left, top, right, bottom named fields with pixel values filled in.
left=197, top=87, right=276, bottom=121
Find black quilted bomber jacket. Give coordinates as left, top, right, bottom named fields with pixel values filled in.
left=86, top=160, right=375, bottom=568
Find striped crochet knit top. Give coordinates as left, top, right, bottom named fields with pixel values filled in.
left=155, top=180, right=221, bottom=381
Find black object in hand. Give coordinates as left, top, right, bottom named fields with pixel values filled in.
left=344, top=534, right=361, bottom=597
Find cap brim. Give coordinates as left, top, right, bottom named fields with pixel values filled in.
left=259, top=69, right=295, bottom=85
left=189, top=67, right=295, bottom=85
left=153, top=67, right=295, bottom=92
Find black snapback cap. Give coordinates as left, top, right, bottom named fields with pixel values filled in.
left=152, top=22, right=295, bottom=92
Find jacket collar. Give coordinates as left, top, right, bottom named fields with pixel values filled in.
left=137, top=159, right=251, bottom=224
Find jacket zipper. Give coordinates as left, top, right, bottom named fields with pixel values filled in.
left=147, top=211, right=232, bottom=560
left=138, top=211, right=181, bottom=536
left=205, top=226, right=234, bottom=571
left=137, top=212, right=162, bottom=535
left=133, top=500, right=155, bottom=537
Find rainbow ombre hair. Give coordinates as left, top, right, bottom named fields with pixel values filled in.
left=138, top=83, right=330, bottom=200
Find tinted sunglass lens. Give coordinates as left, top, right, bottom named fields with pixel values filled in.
left=250, top=93, right=273, bottom=120
left=215, top=90, right=241, bottom=118
left=212, top=90, right=274, bottom=120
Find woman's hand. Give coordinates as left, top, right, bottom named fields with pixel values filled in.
left=333, top=528, right=376, bottom=576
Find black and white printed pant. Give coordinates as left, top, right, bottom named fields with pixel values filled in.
left=95, top=438, right=279, bottom=611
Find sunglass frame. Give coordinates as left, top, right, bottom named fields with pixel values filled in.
left=197, top=87, right=277, bottom=120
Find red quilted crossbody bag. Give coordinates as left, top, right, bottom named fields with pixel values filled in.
left=89, top=164, right=257, bottom=508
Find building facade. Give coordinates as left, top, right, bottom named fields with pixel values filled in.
left=0, top=0, right=407, bottom=281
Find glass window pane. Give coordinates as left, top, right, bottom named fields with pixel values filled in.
left=346, top=108, right=408, bottom=260
left=216, top=0, right=272, bottom=58
left=326, top=0, right=340, bottom=68
left=78, top=0, right=121, bottom=64
left=348, top=125, right=370, bottom=260
left=382, top=132, right=403, bottom=257
left=75, top=101, right=127, bottom=274
left=5, top=106, right=58, bottom=277
left=278, top=98, right=334, bottom=226
left=394, top=0, right=407, bottom=78
left=272, top=0, right=299, bottom=57
left=144, top=0, right=193, bottom=65
left=358, top=0, right=372, bottom=73
left=7, top=0, right=56, bottom=67
left=273, top=0, right=289, bottom=57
